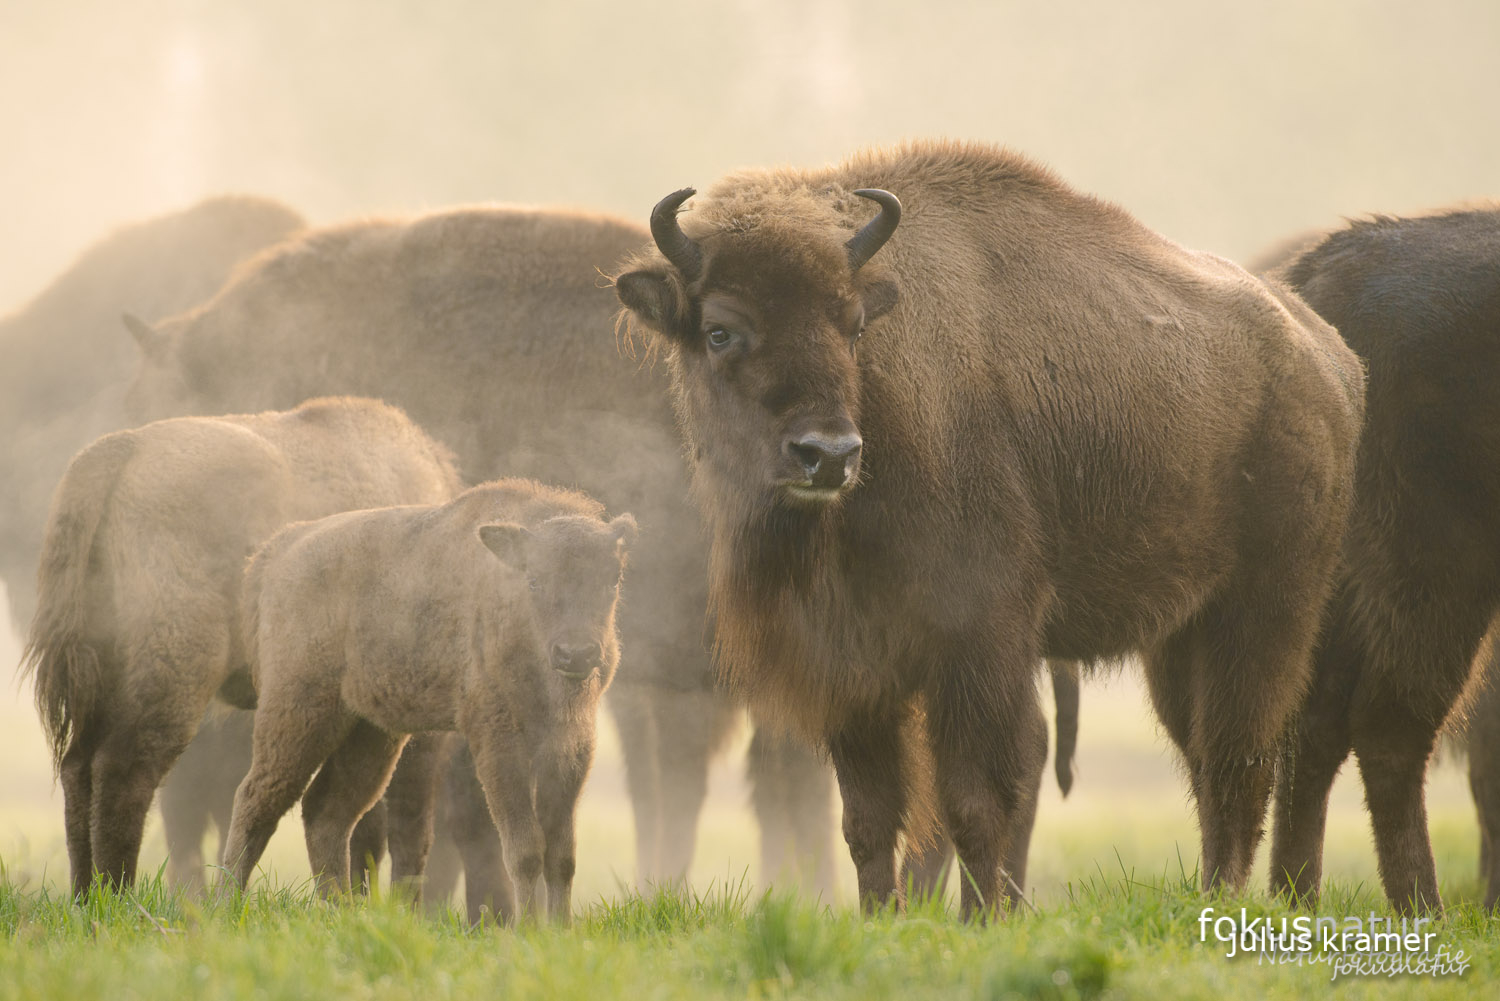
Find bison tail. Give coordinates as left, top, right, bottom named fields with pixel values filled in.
left=1049, top=660, right=1081, bottom=797
left=19, top=432, right=138, bottom=772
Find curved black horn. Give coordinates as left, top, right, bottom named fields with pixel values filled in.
left=845, top=189, right=902, bottom=272
left=650, top=187, right=704, bottom=283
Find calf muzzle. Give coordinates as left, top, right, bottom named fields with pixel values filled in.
left=551, top=641, right=603, bottom=681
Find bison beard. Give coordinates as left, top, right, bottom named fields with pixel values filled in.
left=616, top=140, right=1365, bottom=918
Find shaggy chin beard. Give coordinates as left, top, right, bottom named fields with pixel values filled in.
left=776, top=482, right=850, bottom=508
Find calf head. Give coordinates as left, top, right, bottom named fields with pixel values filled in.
left=478, top=513, right=637, bottom=685
left=614, top=187, right=901, bottom=510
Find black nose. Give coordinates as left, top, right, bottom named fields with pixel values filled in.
left=551, top=642, right=603, bottom=678
left=786, top=432, right=862, bottom=489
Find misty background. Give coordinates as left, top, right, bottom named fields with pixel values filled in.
left=1, top=0, right=1494, bottom=900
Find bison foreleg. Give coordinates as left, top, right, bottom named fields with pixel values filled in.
left=925, top=670, right=1046, bottom=921
left=829, top=706, right=911, bottom=913
left=467, top=721, right=544, bottom=923
left=536, top=739, right=595, bottom=925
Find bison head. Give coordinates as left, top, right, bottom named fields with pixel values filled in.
left=479, top=513, right=637, bottom=687
left=614, top=187, right=900, bottom=509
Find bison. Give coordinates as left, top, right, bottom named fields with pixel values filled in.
left=21, top=397, right=458, bottom=897
left=614, top=140, right=1365, bottom=917
left=1268, top=206, right=1500, bottom=914
left=224, top=480, right=636, bottom=923
left=0, top=195, right=303, bottom=631
left=121, top=205, right=834, bottom=893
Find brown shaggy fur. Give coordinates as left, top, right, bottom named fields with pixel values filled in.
left=224, top=480, right=635, bottom=923
left=0, top=195, right=303, bottom=631
left=21, top=397, right=458, bottom=898
left=1268, top=206, right=1500, bottom=914
left=122, top=203, right=833, bottom=890
left=616, top=140, right=1365, bottom=917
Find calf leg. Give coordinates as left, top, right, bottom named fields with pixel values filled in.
left=90, top=712, right=198, bottom=892
left=60, top=727, right=98, bottom=900
left=537, top=741, right=594, bottom=925
left=466, top=720, right=543, bottom=921
left=301, top=721, right=407, bottom=898
left=444, top=742, right=513, bottom=924
left=383, top=733, right=446, bottom=903
left=222, top=692, right=350, bottom=890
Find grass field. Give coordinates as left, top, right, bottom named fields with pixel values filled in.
left=2, top=608, right=1491, bottom=997
left=0, top=863, right=1491, bottom=1000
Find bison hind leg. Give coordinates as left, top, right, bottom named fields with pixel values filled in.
left=300, top=720, right=408, bottom=898
left=89, top=711, right=202, bottom=894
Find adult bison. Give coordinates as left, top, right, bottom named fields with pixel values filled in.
left=121, top=206, right=830, bottom=892
left=22, top=397, right=458, bottom=897
left=1268, top=207, right=1500, bottom=914
left=614, top=140, right=1364, bottom=917
left=0, top=195, right=303, bottom=631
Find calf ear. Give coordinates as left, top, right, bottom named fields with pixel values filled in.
left=478, top=523, right=532, bottom=573
left=608, top=513, right=639, bottom=551
left=859, top=278, right=900, bottom=323
left=614, top=265, right=684, bottom=339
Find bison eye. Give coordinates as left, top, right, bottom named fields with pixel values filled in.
left=706, top=327, right=735, bottom=351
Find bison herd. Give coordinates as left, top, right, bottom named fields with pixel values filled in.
left=4, top=139, right=1498, bottom=922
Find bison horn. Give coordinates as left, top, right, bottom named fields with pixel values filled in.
left=846, top=189, right=902, bottom=272
left=650, top=187, right=704, bottom=283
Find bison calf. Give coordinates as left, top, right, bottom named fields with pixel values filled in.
left=223, top=480, right=636, bottom=923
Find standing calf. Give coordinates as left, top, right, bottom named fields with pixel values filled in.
left=615, top=140, right=1364, bottom=917
left=224, top=480, right=636, bottom=923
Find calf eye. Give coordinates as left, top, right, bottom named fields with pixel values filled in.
left=706, top=328, right=735, bottom=351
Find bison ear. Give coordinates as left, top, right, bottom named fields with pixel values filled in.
left=478, top=522, right=532, bottom=573
left=615, top=266, right=685, bottom=339
left=859, top=278, right=899, bottom=323
left=608, top=513, right=638, bottom=551
left=123, top=313, right=169, bottom=358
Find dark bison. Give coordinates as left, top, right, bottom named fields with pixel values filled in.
left=0, top=195, right=303, bottom=631
left=121, top=205, right=833, bottom=892
left=1268, top=207, right=1500, bottom=914
left=21, top=397, right=458, bottom=897
left=614, top=140, right=1364, bottom=917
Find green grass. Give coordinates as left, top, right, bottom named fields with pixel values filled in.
left=1, top=862, right=1491, bottom=1001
